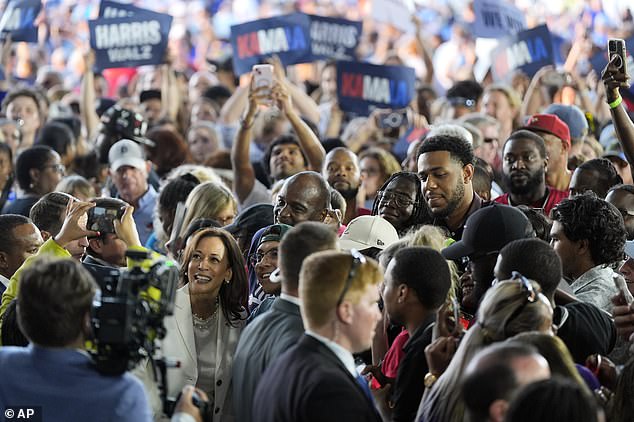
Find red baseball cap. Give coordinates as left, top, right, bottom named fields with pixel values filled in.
left=522, top=114, right=571, bottom=149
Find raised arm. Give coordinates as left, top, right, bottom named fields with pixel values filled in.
left=80, top=50, right=101, bottom=141
left=412, top=15, right=434, bottom=85
left=269, top=56, right=320, bottom=124
left=602, top=55, right=634, bottom=177
left=220, top=84, right=249, bottom=125
left=230, top=79, right=268, bottom=203
left=273, top=82, right=325, bottom=171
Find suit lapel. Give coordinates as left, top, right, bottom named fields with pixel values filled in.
left=173, top=287, right=196, bottom=364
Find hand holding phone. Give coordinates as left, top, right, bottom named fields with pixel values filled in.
left=252, top=64, right=274, bottom=104
left=608, top=38, right=627, bottom=78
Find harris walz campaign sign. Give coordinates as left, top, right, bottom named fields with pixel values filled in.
left=230, top=13, right=312, bottom=75
left=0, top=0, right=42, bottom=43
left=472, top=0, right=526, bottom=39
left=336, top=61, right=415, bottom=116
left=89, top=7, right=172, bottom=71
left=308, top=15, right=361, bottom=61
left=491, top=24, right=554, bottom=80
left=98, top=0, right=146, bottom=18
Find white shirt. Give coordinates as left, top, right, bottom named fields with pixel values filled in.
left=0, top=274, right=9, bottom=289
left=305, top=330, right=357, bottom=378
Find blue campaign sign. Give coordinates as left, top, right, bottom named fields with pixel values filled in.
left=472, top=0, right=526, bottom=39
left=230, top=13, right=312, bottom=75
left=98, top=0, right=147, bottom=18
left=491, top=24, right=554, bottom=80
left=0, top=0, right=42, bottom=43
left=336, top=61, right=415, bottom=116
left=590, top=37, right=634, bottom=98
left=308, top=15, right=361, bottom=61
left=89, top=11, right=173, bottom=71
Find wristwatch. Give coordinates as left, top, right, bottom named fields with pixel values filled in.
left=424, top=372, right=438, bottom=389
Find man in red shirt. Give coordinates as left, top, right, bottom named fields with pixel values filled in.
left=495, top=130, right=568, bottom=216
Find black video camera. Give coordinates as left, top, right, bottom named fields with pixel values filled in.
left=89, top=250, right=179, bottom=376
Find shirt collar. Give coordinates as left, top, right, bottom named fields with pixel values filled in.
left=280, top=293, right=301, bottom=306
left=0, top=274, right=9, bottom=288
left=137, top=185, right=157, bottom=209
left=306, top=330, right=357, bottom=377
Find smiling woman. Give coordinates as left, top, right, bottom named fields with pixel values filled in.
left=158, top=227, right=248, bottom=421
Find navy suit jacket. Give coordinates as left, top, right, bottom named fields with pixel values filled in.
left=252, top=334, right=382, bottom=422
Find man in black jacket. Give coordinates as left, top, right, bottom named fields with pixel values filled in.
left=252, top=250, right=383, bottom=422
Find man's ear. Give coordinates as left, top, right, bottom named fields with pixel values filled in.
left=88, top=237, right=102, bottom=253
left=463, top=163, right=475, bottom=183
left=577, top=238, right=590, bottom=257
left=336, top=301, right=354, bottom=325
left=29, top=168, right=40, bottom=186
left=145, top=161, right=152, bottom=175
left=40, top=230, right=51, bottom=241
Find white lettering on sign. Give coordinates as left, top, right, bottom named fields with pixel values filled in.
left=363, top=75, right=390, bottom=103
left=94, top=20, right=161, bottom=49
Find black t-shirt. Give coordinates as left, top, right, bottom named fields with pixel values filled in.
left=1, top=196, right=39, bottom=217
left=391, top=315, right=435, bottom=422
left=555, top=301, right=616, bottom=363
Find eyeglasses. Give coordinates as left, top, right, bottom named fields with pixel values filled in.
left=377, top=190, right=415, bottom=208
left=483, top=137, right=498, bottom=144
left=249, top=248, right=278, bottom=266
left=501, top=271, right=537, bottom=338
left=336, top=249, right=367, bottom=307
left=42, top=163, right=65, bottom=174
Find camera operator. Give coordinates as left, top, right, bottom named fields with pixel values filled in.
left=83, top=198, right=130, bottom=269
left=0, top=258, right=152, bottom=421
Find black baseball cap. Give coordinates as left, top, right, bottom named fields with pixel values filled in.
left=224, top=204, right=274, bottom=236
left=442, top=204, right=533, bottom=260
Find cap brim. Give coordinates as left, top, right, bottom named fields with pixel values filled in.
left=339, top=237, right=373, bottom=251
left=111, top=157, right=146, bottom=172
left=520, top=125, right=559, bottom=140
left=441, top=240, right=474, bottom=260
left=625, top=241, right=634, bottom=259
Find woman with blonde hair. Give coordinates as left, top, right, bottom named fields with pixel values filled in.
left=179, top=181, right=238, bottom=241
left=418, top=273, right=554, bottom=422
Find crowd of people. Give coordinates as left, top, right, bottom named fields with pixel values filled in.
left=0, top=0, right=633, bottom=421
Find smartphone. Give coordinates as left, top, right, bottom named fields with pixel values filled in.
left=87, top=206, right=124, bottom=234
left=252, top=64, right=274, bottom=93
left=608, top=38, right=627, bottom=77
left=378, top=109, right=408, bottom=129
left=614, top=273, right=634, bottom=305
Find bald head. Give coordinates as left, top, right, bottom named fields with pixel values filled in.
left=274, top=171, right=332, bottom=226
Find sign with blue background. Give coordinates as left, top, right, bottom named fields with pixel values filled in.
left=336, top=61, right=415, bottom=115
left=308, top=15, right=361, bottom=61
left=491, top=24, right=554, bottom=80
left=230, top=13, right=312, bottom=75
left=472, top=0, right=526, bottom=39
left=0, top=0, right=41, bottom=43
left=89, top=10, right=173, bottom=70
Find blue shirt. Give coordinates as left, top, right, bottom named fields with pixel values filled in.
left=0, top=345, right=151, bottom=422
left=133, top=186, right=158, bottom=245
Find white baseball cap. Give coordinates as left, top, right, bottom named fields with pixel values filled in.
left=108, top=139, right=146, bottom=172
left=339, top=216, right=399, bottom=251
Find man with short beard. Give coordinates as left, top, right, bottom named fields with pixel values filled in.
left=322, top=147, right=370, bottom=224
left=495, top=130, right=568, bottom=216
left=417, top=133, right=485, bottom=240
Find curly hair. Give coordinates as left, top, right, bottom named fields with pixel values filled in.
left=371, top=171, right=432, bottom=232
left=550, top=192, right=626, bottom=266
left=416, top=134, right=475, bottom=168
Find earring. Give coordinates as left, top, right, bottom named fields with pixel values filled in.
left=225, top=279, right=230, bottom=284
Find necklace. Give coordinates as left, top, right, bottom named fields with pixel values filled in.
left=192, top=297, right=220, bottom=330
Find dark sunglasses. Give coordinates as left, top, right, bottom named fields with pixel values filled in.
left=336, top=249, right=367, bottom=307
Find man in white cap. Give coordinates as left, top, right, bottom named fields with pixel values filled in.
left=108, top=139, right=157, bottom=244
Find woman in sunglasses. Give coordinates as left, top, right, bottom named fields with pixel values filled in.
left=419, top=273, right=554, bottom=422
left=371, top=171, right=431, bottom=237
